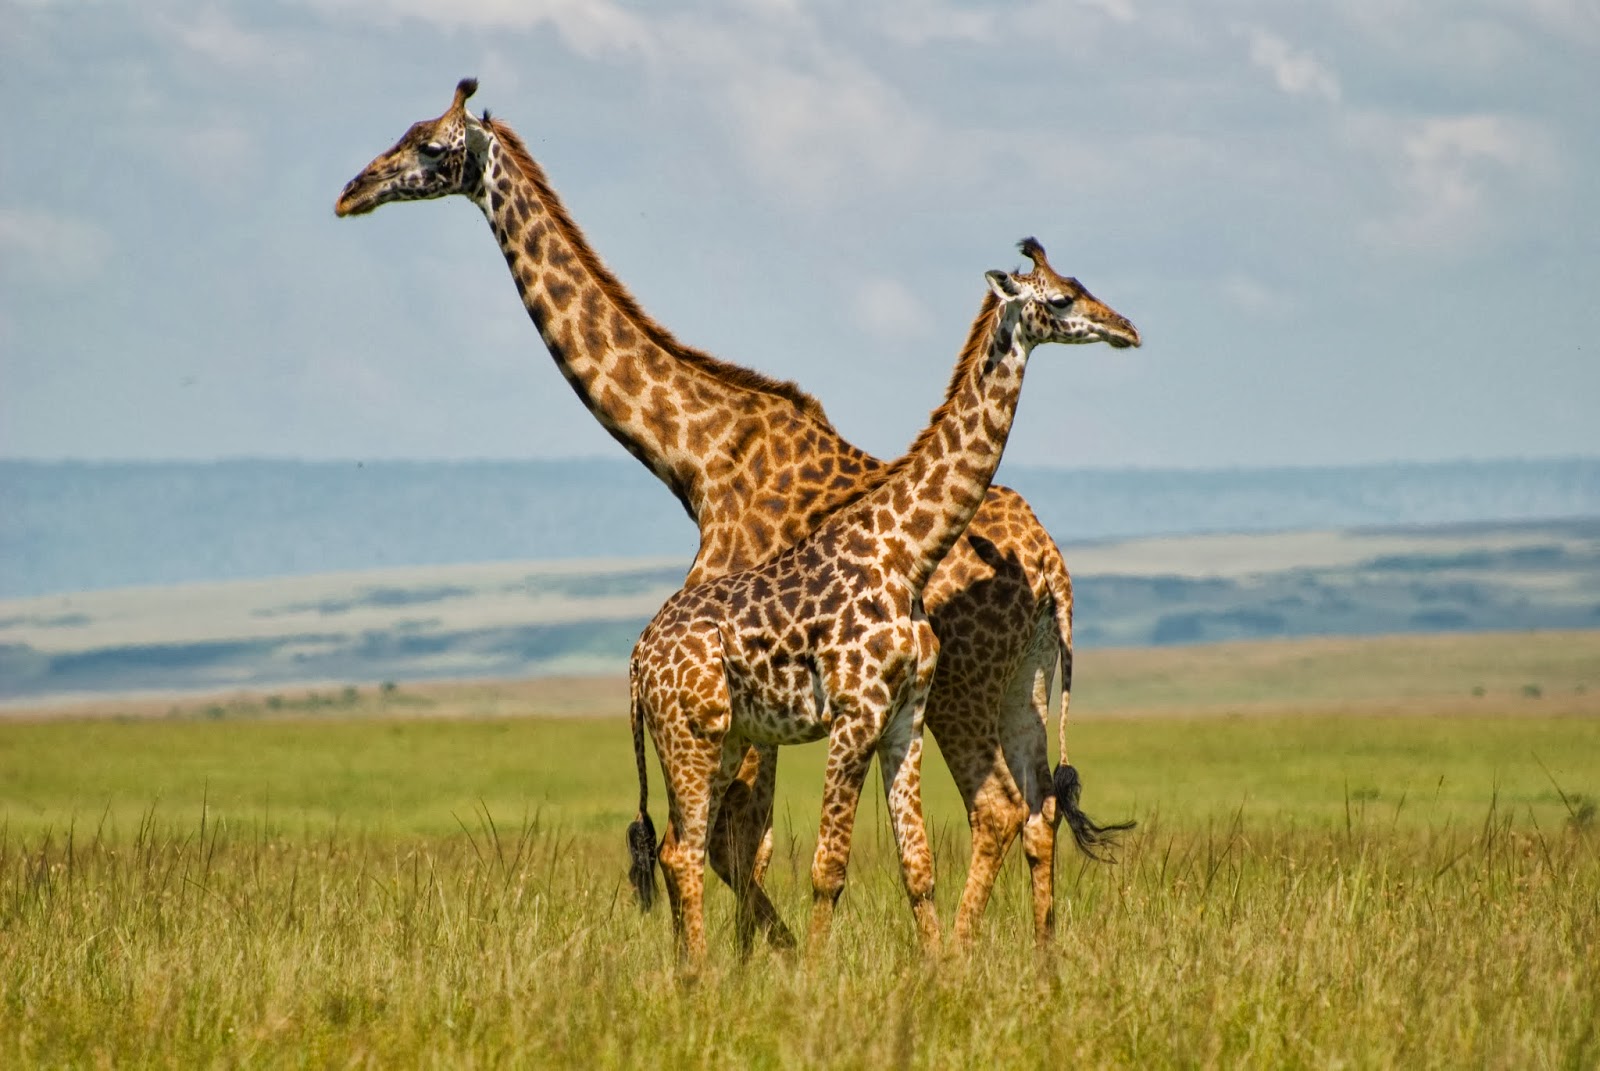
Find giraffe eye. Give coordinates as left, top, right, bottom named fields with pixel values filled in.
left=418, top=143, right=446, bottom=158
left=1047, top=296, right=1073, bottom=310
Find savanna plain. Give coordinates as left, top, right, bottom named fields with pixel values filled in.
left=2, top=630, right=1597, bottom=1068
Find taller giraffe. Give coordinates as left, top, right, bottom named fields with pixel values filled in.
left=628, top=262, right=1140, bottom=964
left=336, top=78, right=1133, bottom=946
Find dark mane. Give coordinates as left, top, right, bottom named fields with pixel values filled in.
left=484, top=117, right=834, bottom=428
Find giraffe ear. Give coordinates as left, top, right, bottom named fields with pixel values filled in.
left=985, top=270, right=1023, bottom=300
left=465, top=116, right=491, bottom=156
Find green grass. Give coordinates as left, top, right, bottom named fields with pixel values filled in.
left=1073, top=628, right=1600, bottom=710
left=2, top=631, right=1598, bottom=1067
left=3, top=698, right=1594, bottom=840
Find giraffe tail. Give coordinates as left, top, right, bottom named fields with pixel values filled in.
left=1042, top=544, right=1136, bottom=861
left=625, top=669, right=659, bottom=912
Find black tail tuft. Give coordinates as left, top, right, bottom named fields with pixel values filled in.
left=1053, top=763, right=1136, bottom=862
left=626, top=813, right=658, bottom=911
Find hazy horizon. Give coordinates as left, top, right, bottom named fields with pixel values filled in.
left=5, top=456, right=1597, bottom=599
left=5, top=453, right=1598, bottom=470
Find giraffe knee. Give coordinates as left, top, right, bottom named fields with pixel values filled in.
left=658, top=833, right=697, bottom=880
left=971, top=795, right=1026, bottom=850
left=901, top=858, right=936, bottom=903
left=811, top=856, right=848, bottom=903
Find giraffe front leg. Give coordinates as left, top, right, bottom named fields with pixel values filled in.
left=808, top=717, right=875, bottom=957
left=877, top=687, right=941, bottom=954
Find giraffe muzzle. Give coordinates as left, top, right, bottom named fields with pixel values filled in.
left=334, top=181, right=372, bottom=217
left=1099, top=312, right=1141, bottom=349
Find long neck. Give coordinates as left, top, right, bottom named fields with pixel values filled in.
left=842, top=293, right=1030, bottom=593
left=469, top=122, right=827, bottom=516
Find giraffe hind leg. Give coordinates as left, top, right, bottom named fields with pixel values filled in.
left=652, top=692, right=734, bottom=966
left=708, top=743, right=797, bottom=956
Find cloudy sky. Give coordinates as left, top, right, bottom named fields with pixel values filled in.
left=3, top=0, right=1597, bottom=469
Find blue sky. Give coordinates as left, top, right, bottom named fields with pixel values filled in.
left=3, top=0, right=1597, bottom=469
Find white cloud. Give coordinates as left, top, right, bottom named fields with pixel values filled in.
left=876, top=0, right=1137, bottom=48
left=1338, top=1, right=1595, bottom=80
left=872, top=0, right=998, bottom=46
left=1079, top=0, right=1136, bottom=23
left=302, top=0, right=949, bottom=208
left=1242, top=26, right=1341, bottom=102
left=1353, top=113, right=1558, bottom=253
left=288, top=0, right=1007, bottom=211
left=159, top=8, right=309, bottom=75
left=597, top=9, right=948, bottom=209
left=726, top=0, right=807, bottom=18
left=0, top=207, right=114, bottom=285
left=710, top=55, right=938, bottom=206
left=1499, top=0, right=1600, bottom=46
left=850, top=276, right=933, bottom=343
left=296, top=0, right=650, bottom=57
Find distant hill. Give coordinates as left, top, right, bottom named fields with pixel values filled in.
left=3, top=519, right=1597, bottom=703
left=2, top=457, right=1597, bottom=598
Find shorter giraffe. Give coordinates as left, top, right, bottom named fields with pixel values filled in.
left=627, top=249, right=1140, bottom=963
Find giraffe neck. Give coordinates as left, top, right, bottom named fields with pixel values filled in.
left=836, top=293, right=1031, bottom=593
left=467, top=120, right=827, bottom=517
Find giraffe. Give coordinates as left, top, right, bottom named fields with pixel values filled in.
left=626, top=261, right=1140, bottom=963
left=336, top=79, right=1135, bottom=948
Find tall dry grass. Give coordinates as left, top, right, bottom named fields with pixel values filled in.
left=3, top=702, right=1596, bottom=1068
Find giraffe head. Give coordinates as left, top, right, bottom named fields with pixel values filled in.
left=334, top=78, right=486, bottom=217
left=984, top=238, right=1142, bottom=351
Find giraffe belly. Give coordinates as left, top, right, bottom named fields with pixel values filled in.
left=729, top=659, right=831, bottom=746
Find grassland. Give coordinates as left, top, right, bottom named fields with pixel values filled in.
left=2, top=631, right=1597, bottom=1068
